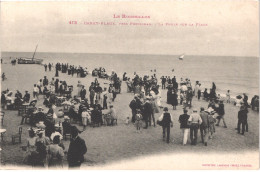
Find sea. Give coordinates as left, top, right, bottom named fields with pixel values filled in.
left=1, top=52, right=259, bottom=99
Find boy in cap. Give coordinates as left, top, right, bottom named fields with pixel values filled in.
left=135, top=109, right=143, bottom=132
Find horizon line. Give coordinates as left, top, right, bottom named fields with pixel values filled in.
left=1, top=51, right=259, bottom=58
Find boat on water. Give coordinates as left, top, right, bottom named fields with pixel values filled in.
left=18, top=57, right=43, bottom=64
left=17, top=44, right=43, bottom=64
left=179, top=54, right=185, bottom=60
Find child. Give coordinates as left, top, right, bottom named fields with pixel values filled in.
left=135, top=109, right=143, bottom=132
left=125, top=117, right=130, bottom=125
left=226, top=90, right=231, bottom=103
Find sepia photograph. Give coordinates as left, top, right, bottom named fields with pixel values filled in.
left=0, top=0, right=259, bottom=170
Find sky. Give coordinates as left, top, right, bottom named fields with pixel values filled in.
left=1, top=1, right=259, bottom=57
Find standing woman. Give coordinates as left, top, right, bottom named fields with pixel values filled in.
left=77, top=81, right=82, bottom=97
left=156, top=85, right=162, bottom=108
left=54, top=79, right=59, bottom=94
left=167, top=88, right=172, bottom=104
left=172, top=91, right=178, bottom=110
left=47, top=135, right=64, bottom=168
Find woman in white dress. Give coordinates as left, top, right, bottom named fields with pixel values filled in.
left=156, top=85, right=162, bottom=108
left=77, top=81, right=82, bottom=97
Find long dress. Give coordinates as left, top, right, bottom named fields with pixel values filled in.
left=167, top=89, right=171, bottom=104
left=156, top=89, right=162, bottom=107
left=77, top=83, right=82, bottom=97
left=172, top=93, right=178, bottom=106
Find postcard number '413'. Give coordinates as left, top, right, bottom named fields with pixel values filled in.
left=69, top=21, right=77, bottom=24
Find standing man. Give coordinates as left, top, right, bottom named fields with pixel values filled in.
left=237, top=105, right=248, bottom=135
left=142, top=98, right=153, bottom=129
left=188, top=109, right=202, bottom=145
left=178, top=109, right=190, bottom=146
left=215, top=100, right=227, bottom=128
left=33, top=84, right=39, bottom=100
left=44, top=64, right=47, bottom=72
left=43, top=76, right=48, bottom=87
left=161, top=76, right=166, bottom=89
left=23, top=91, right=30, bottom=103
left=48, top=63, right=52, bottom=71
left=199, top=107, right=209, bottom=146
left=129, top=96, right=138, bottom=123
left=80, top=86, right=86, bottom=101
left=159, top=107, right=173, bottom=143
left=67, top=126, right=87, bottom=168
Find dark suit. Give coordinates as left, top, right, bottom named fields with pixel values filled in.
left=129, top=99, right=138, bottom=123
left=67, top=136, right=87, bottom=167
left=142, top=102, right=153, bottom=128
left=237, top=109, right=248, bottom=134
left=80, top=89, right=86, bottom=100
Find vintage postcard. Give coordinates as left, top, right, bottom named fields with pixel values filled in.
left=0, top=0, right=259, bottom=170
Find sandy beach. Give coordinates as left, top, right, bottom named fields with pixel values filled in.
left=0, top=62, right=259, bottom=169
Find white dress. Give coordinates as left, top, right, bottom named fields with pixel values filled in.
left=156, top=89, right=162, bottom=107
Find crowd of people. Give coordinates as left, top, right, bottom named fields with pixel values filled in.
left=18, top=65, right=121, bottom=167
left=126, top=71, right=254, bottom=146
left=1, top=59, right=259, bottom=168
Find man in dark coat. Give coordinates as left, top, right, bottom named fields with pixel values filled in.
left=160, top=107, right=173, bottom=143
left=215, top=100, right=227, bottom=128
left=43, top=76, right=48, bottom=87
left=142, top=98, right=153, bottom=129
left=23, top=91, right=30, bottom=103
left=161, top=76, right=166, bottom=89
left=80, top=86, right=86, bottom=100
left=48, top=63, right=52, bottom=71
left=129, top=96, right=138, bottom=123
left=67, top=126, right=87, bottom=168
left=237, top=105, right=248, bottom=135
